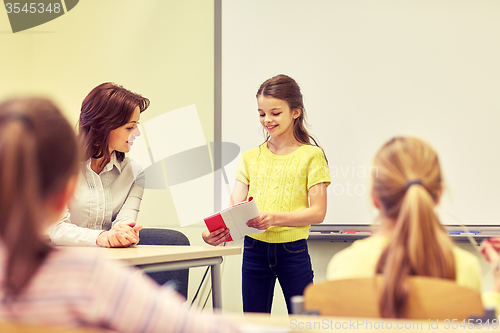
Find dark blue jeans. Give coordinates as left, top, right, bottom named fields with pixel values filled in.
left=242, top=236, right=314, bottom=314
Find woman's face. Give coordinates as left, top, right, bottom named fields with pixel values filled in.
left=109, top=106, right=140, bottom=153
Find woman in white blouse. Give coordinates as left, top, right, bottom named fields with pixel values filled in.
left=49, top=82, right=149, bottom=248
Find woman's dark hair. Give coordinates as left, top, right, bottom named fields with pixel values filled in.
left=0, top=97, right=80, bottom=299
left=79, top=82, right=150, bottom=166
left=257, top=74, right=326, bottom=160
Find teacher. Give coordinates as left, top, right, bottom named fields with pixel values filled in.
left=49, top=82, right=149, bottom=247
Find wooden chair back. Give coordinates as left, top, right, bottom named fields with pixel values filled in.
left=304, top=276, right=484, bottom=320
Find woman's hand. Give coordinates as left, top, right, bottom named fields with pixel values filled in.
left=247, top=212, right=274, bottom=230
left=97, top=221, right=142, bottom=248
left=202, top=228, right=230, bottom=246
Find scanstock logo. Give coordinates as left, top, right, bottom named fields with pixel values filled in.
left=4, top=0, right=79, bottom=33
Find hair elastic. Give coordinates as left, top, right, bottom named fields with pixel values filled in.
left=405, top=179, right=423, bottom=191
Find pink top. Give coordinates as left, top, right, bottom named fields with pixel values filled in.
left=0, top=246, right=240, bottom=333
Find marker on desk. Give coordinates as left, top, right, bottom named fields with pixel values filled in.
left=343, top=230, right=373, bottom=235
left=448, top=231, right=479, bottom=235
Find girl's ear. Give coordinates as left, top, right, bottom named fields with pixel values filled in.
left=292, top=108, right=301, bottom=119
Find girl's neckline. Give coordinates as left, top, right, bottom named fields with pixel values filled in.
left=263, top=142, right=305, bottom=157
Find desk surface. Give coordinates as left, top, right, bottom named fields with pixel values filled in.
left=0, top=323, right=112, bottom=333
left=235, top=313, right=491, bottom=332
left=98, top=245, right=241, bottom=266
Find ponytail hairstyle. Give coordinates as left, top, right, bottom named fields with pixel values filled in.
left=257, top=74, right=327, bottom=161
left=373, top=137, right=455, bottom=318
left=79, top=82, right=150, bottom=168
left=0, top=98, right=80, bottom=299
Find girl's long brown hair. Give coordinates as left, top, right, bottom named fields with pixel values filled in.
left=79, top=82, right=149, bottom=167
left=257, top=74, right=327, bottom=161
left=0, top=98, right=79, bottom=300
left=373, top=137, right=456, bottom=318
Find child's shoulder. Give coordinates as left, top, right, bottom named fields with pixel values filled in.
left=46, top=247, right=108, bottom=270
left=241, top=143, right=325, bottom=160
left=300, top=144, right=324, bottom=155
left=241, top=144, right=265, bottom=159
left=452, top=245, right=481, bottom=270
left=326, top=236, right=386, bottom=280
left=33, top=248, right=109, bottom=288
left=297, top=144, right=326, bottom=161
left=243, top=145, right=262, bottom=155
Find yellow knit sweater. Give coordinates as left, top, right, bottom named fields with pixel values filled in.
left=235, top=143, right=331, bottom=243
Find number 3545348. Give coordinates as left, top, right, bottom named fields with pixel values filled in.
left=5, top=3, right=62, bottom=14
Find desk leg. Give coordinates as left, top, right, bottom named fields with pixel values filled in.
left=211, top=262, right=222, bottom=310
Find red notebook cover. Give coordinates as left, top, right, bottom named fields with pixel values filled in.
left=203, top=197, right=256, bottom=242
left=204, top=214, right=233, bottom=242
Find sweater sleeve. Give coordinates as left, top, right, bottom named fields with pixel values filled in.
left=306, top=148, right=331, bottom=190
left=84, top=257, right=241, bottom=333
left=234, top=155, right=249, bottom=185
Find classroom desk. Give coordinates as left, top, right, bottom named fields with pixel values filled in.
left=0, top=323, right=112, bottom=333
left=98, top=245, right=241, bottom=310
left=235, top=313, right=495, bottom=332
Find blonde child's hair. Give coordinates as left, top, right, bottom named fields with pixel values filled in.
left=373, top=137, right=456, bottom=318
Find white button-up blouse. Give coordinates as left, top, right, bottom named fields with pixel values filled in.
left=49, top=153, right=144, bottom=246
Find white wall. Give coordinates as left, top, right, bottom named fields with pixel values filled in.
left=1, top=1, right=215, bottom=228
left=221, top=0, right=500, bottom=227
left=217, top=0, right=500, bottom=315
left=1, top=0, right=219, bottom=312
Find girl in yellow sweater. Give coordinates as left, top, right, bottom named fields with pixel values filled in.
left=203, top=74, right=331, bottom=313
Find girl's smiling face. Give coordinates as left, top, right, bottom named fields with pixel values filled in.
left=258, top=95, right=300, bottom=139
left=108, top=106, right=141, bottom=153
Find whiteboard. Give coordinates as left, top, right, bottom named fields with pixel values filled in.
left=221, top=0, right=500, bottom=225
